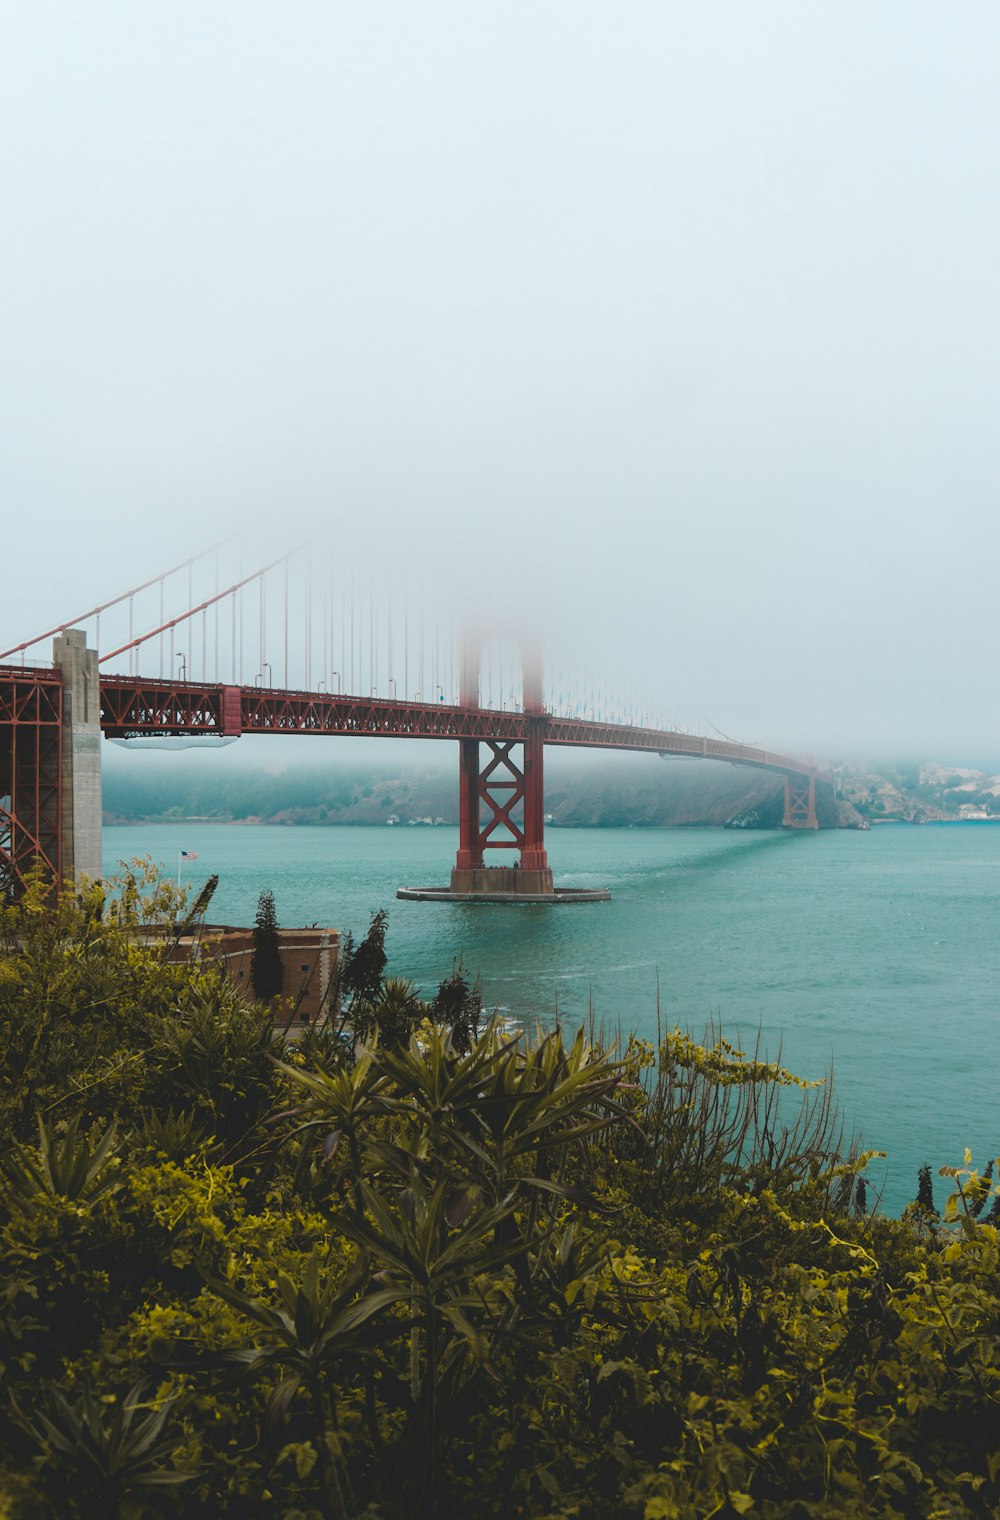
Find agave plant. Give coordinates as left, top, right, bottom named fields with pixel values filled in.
left=366, top=975, right=429, bottom=1048
left=367, top=1022, right=622, bottom=1185
left=132, top=1105, right=212, bottom=1163
left=14, top=1375, right=193, bottom=1520
left=4, top=1113, right=121, bottom=1208
left=273, top=1045, right=392, bottom=1215
left=445, top=1023, right=631, bottom=1212
left=152, top=980, right=282, bottom=1153
left=339, top=1171, right=527, bottom=1507
left=204, top=1247, right=404, bottom=1519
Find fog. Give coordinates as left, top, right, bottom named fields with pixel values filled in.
left=3, top=3, right=999, bottom=764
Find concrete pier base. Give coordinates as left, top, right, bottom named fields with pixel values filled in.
left=53, top=630, right=102, bottom=886
left=398, top=865, right=610, bottom=905
left=449, top=865, right=555, bottom=896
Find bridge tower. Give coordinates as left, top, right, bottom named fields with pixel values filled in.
left=0, top=663, right=63, bottom=897
left=782, top=769, right=818, bottom=830
left=53, top=631, right=103, bottom=884
left=0, top=630, right=102, bottom=899
left=450, top=636, right=554, bottom=896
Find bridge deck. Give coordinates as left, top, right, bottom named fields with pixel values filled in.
left=97, top=675, right=824, bottom=780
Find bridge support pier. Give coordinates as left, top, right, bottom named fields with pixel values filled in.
left=449, top=638, right=554, bottom=897
left=450, top=732, right=554, bottom=895
left=394, top=632, right=610, bottom=903
left=782, top=771, right=818, bottom=830
left=53, top=631, right=103, bottom=884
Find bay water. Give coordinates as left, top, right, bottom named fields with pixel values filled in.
left=104, top=821, right=1000, bottom=1216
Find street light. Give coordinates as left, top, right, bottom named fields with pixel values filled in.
left=331, top=671, right=341, bottom=693
left=176, top=651, right=187, bottom=681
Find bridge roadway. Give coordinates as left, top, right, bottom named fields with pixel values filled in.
left=99, top=675, right=827, bottom=783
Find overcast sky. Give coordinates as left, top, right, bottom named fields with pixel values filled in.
left=3, top=3, right=999, bottom=765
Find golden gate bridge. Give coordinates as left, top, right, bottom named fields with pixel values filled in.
left=0, top=536, right=826, bottom=901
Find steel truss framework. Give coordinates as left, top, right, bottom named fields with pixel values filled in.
left=782, top=772, right=818, bottom=830
left=98, top=676, right=826, bottom=782
left=454, top=733, right=548, bottom=870
left=1, top=665, right=824, bottom=899
left=0, top=667, right=62, bottom=897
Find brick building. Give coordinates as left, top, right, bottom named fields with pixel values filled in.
left=160, top=923, right=340, bottom=1024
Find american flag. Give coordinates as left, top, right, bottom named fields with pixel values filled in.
left=180, top=850, right=199, bottom=860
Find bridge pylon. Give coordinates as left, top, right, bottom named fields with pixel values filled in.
left=782, top=768, right=818, bottom=830
left=450, top=636, right=554, bottom=896
left=53, top=631, right=103, bottom=885
left=0, top=631, right=102, bottom=901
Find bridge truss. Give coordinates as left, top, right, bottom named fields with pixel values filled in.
left=1, top=538, right=825, bottom=898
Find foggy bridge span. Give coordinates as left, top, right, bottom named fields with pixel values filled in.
left=1, top=540, right=827, bottom=899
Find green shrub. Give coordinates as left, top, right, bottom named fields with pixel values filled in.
left=2, top=878, right=999, bottom=1517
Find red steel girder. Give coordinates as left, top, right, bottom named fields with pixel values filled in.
left=97, top=677, right=824, bottom=784
left=476, top=741, right=527, bottom=851
left=0, top=664, right=63, bottom=897
left=783, top=772, right=818, bottom=829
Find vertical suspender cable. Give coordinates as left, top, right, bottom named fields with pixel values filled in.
left=428, top=604, right=437, bottom=699
left=214, top=553, right=219, bottom=684
left=335, top=559, right=341, bottom=692
left=259, top=577, right=265, bottom=682
left=349, top=571, right=355, bottom=695
left=306, top=559, right=313, bottom=690
left=323, top=557, right=329, bottom=692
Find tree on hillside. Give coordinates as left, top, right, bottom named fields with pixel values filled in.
left=251, top=890, right=283, bottom=1002
left=432, top=961, right=483, bottom=1052
left=341, top=908, right=388, bottom=1008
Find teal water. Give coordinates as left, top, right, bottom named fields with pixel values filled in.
left=104, top=822, right=1000, bottom=1216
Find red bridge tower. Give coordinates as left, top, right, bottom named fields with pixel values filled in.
left=451, top=638, right=554, bottom=896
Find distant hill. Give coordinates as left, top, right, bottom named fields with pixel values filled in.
left=102, top=752, right=865, bottom=829
left=837, top=761, right=1000, bottom=823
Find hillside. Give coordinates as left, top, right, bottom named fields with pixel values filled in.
left=102, top=752, right=864, bottom=829
left=839, top=760, right=1000, bottom=823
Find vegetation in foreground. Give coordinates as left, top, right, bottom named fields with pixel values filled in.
left=1, top=867, right=998, bottom=1519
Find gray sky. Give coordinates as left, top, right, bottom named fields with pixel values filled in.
left=3, top=2, right=999, bottom=764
